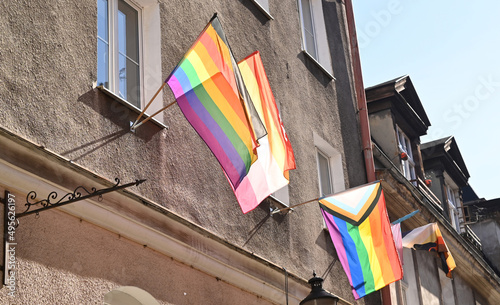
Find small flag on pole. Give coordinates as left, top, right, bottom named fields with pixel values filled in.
left=402, top=223, right=456, bottom=278
left=165, top=14, right=265, bottom=190
left=320, top=182, right=403, bottom=299
left=232, top=51, right=296, bottom=213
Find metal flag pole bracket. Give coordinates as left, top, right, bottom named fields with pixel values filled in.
left=270, top=206, right=294, bottom=216
left=270, top=197, right=321, bottom=216
left=17, top=178, right=146, bottom=219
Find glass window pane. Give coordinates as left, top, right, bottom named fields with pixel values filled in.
left=97, top=0, right=108, bottom=41
left=318, top=151, right=332, bottom=196
left=301, top=0, right=317, bottom=58
left=126, top=57, right=140, bottom=107
left=118, top=0, right=139, bottom=62
left=97, top=0, right=109, bottom=88
left=118, top=53, right=127, bottom=99
left=117, top=0, right=140, bottom=107
left=118, top=10, right=127, bottom=56
left=97, top=39, right=109, bottom=88
left=255, top=0, right=269, bottom=11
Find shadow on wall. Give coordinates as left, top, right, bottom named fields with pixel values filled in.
left=63, top=89, right=164, bottom=161
left=236, top=0, right=272, bottom=26
left=296, top=52, right=333, bottom=88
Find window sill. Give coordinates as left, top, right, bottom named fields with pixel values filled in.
left=97, top=85, right=169, bottom=130
left=268, top=194, right=289, bottom=208
left=250, top=0, right=274, bottom=20
left=302, top=50, right=336, bottom=80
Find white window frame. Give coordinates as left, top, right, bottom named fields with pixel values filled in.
left=446, top=183, right=461, bottom=232
left=99, top=0, right=143, bottom=107
left=400, top=280, right=409, bottom=305
left=397, top=127, right=416, bottom=183
left=313, top=132, right=345, bottom=196
left=317, top=149, right=333, bottom=196
left=97, top=0, right=164, bottom=122
left=250, top=0, right=274, bottom=19
left=297, top=0, right=334, bottom=78
left=313, top=133, right=345, bottom=229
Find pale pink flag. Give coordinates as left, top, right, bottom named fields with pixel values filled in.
left=391, top=223, right=404, bottom=265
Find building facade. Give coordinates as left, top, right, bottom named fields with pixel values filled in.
left=366, top=76, right=500, bottom=305
left=0, top=0, right=374, bottom=304
left=462, top=187, right=500, bottom=277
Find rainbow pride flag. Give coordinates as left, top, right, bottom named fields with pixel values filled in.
left=320, top=182, right=403, bottom=299
left=234, top=51, right=296, bottom=213
left=166, top=15, right=265, bottom=189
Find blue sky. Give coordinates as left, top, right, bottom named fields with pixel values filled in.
left=352, top=1, right=500, bottom=200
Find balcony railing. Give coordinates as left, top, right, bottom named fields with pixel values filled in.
left=461, top=224, right=482, bottom=252
left=416, top=177, right=443, bottom=211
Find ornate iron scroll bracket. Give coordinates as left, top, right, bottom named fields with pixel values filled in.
left=17, top=178, right=146, bottom=218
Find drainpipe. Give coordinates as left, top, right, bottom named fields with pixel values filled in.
left=343, top=1, right=391, bottom=304
left=343, top=0, right=376, bottom=184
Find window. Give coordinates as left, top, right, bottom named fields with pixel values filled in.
left=251, top=0, right=273, bottom=19
left=400, top=280, right=409, bottom=305
left=463, top=205, right=471, bottom=223
left=98, top=0, right=141, bottom=108
left=314, top=133, right=344, bottom=229
left=300, top=0, right=317, bottom=58
left=397, top=127, right=416, bottom=183
left=298, top=0, right=333, bottom=77
left=97, top=0, right=163, bottom=118
left=314, top=132, right=345, bottom=196
left=446, top=184, right=461, bottom=231
left=317, top=150, right=332, bottom=196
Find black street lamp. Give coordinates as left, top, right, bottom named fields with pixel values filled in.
left=300, top=272, right=339, bottom=305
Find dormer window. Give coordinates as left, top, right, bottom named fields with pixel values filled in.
left=397, top=127, right=416, bottom=183
left=446, top=183, right=461, bottom=232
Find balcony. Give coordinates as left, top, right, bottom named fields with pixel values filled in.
left=461, top=224, right=482, bottom=253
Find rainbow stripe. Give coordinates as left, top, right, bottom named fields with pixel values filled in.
left=166, top=16, right=259, bottom=189
left=320, top=183, right=403, bottom=299
left=232, top=51, right=296, bottom=213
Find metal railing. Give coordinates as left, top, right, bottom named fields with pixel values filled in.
left=415, top=177, right=443, bottom=211
left=461, top=225, right=482, bottom=252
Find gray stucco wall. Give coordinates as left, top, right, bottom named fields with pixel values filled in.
left=402, top=248, right=420, bottom=305
left=425, top=169, right=445, bottom=204
left=415, top=250, right=441, bottom=305
left=469, top=219, right=500, bottom=273
left=0, top=199, right=275, bottom=305
left=368, top=109, right=399, bottom=162
left=454, top=275, right=476, bottom=305
left=0, top=0, right=368, bottom=304
left=439, top=267, right=455, bottom=305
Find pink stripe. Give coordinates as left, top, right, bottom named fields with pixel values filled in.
left=234, top=177, right=259, bottom=214
left=234, top=160, right=271, bottom=213
left=168, top=75, right=185, bottom=98
left=322, top=210, right=360, bottom=299
left=391, top=223, right=403, bottom=265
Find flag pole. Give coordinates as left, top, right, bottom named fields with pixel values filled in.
left=131, top=99, right=178, bottom=130
left=131, top=82, right=167, bottom=129
left=391, top=210, right=420, bottom=225
left=270, top=197, right=321, bottom=215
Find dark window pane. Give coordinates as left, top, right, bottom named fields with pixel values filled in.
left=97, top=0, right=109, bottom=88
left=118, top=0, right=140, bottom=107
left=318, top=151, right=332, bottom=196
